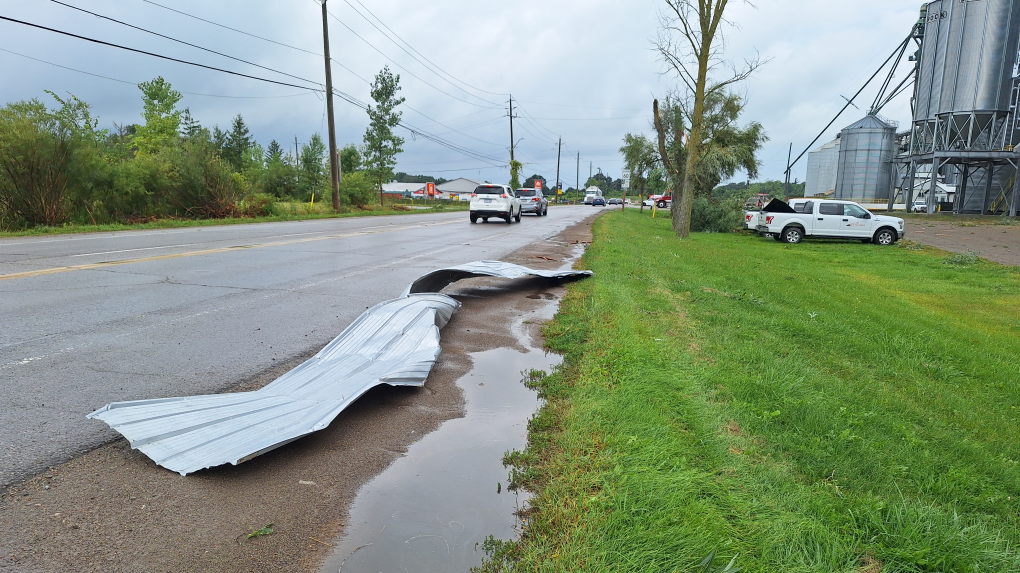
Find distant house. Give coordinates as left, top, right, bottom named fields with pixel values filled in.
left=381, top=182, right=425, bottom=199
left=437, top=178, right=485, bottom=201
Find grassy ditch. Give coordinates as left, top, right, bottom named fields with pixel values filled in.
left=490, top=210, right=1020, bottom=572
left=0, top=200, right=469, bottom=238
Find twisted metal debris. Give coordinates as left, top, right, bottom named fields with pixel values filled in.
left=88, top=261, right=592, bottom=475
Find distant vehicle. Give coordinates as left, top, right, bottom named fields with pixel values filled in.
left=516, top=188, right=548, bottom=216
left=912, top=199, right=929, bottom=213
left=583, top=186, right=604, bottom=205
left=608, top=198, right=623, bottom=205
left=655, top=194, right=672, bottom=209
left=755, top=199, right=904, bottom=245
left=592, top=197, right=606, bottom=207
left=744, top=193, right=772, bottom=210
left=470, top=184, right=522, bottom=224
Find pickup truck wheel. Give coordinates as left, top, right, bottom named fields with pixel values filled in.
left=657, top=200, right=667, bottom=208
left=782, top=227, right=804, bottom=244
left=874, top=228, right=897, bottom=246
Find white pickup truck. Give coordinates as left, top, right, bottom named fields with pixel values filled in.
left=756, top=199, right=904, bottom=245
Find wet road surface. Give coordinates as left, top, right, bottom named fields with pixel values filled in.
left=0, top=207, right=594, bottom=487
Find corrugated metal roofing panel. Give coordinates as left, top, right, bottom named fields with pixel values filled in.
left=87, top=262, right=592, bottom=475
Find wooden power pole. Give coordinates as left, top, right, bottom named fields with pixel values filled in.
left=320, top=0, right=341, bottom=212
left=555, top=138, right=562, bottom=199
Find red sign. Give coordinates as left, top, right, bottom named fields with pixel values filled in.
left=535, top=180, right=543, bottom=191
left=426, top=182, right=436, bottom=196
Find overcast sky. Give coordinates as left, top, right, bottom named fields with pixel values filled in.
left=1, top=0, right=923, bottom=187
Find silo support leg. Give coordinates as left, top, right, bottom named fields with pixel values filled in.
left=1010, top=165, right=1019, bottom=217
left=928, top=158, right=940, bottom=215
left=956, top=165, right=968, bottom=214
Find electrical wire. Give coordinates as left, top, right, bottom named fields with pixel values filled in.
left=50, top=0, right=323, bottom=88
left=0, top=15, right=323, bottom=92
left=324, top=8, right=500, bottom=110
left=0, top=46, right=314, bottom=98
left=138, top=0, right=321, bottom=56
left=341, top=0, right=504, bottom=104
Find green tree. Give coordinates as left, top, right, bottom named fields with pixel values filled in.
left=298, top=134, right=327, bottom=200
left=222, top=115, right=253, bottom=172
left=0, top=93, right=105, bottom=227
left=654, top=0, right=765, bottom=237
left=134, top=77, right=182, bottom=155
left=362, top=66, right=405, bottom=205
left=340, top=144, right=362, bottom=175
left=509, top=159, right=523, bottom=190
left=620, top=133, right=658, bottom=200
left=523, top=174, right=547, bottom=189
left=180, top=108, right=202, bottom=139
left=265, top=140, right=284, bottom=163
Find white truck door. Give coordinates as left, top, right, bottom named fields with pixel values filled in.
left=815, top=202, right=845, bottom=236
left=842, top=203, right=873, bottom=238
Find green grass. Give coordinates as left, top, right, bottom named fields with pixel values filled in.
left=492, top=211, right=1020, bottom=572
left=0, top=200, right=469, bottom=238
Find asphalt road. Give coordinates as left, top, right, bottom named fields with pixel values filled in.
left=0, top=207, right=597, bottom=487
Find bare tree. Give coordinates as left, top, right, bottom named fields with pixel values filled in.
left=654, top=0, right=766, bottom=237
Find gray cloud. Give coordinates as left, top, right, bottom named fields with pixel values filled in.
left=1, top=0, right=923, bottom=186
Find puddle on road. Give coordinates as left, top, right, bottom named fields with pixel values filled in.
left=318, top=333, right=561, bottom=573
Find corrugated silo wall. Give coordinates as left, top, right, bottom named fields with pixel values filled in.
left=834, top=126, right=896, bottom=202
left=805, top=141, right=839, bottom=197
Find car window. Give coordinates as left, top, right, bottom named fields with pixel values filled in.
left=474, top=186, right=503, bottom=195
left=844, top=204, right=869, bottom=218
left=792, top=202, right=807, bottom=212
left=517, top=190, right=537, bottom=197
left=819, top=203, right=842, bottom=215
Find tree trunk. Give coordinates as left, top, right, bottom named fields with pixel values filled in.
left=674, top=31, right=713, bottom=238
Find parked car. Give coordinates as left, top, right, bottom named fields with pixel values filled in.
left=470, top=184, right=522, bottom=224
left=912, top=199, right=929, bottom=213
left=516, top=188, right=548, bottom=216
left=756, top=198, right=904, bottom=245
left=608, top=198, right=623, bottom=205
left=592, top=197, right=606, bottom=207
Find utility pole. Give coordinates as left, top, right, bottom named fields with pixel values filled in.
left=576, top=152, right=580, bottom=201
left=320, top=0, right=341, bottom=212
left=294, top=136, right=299, bottom=165
left=555, top=138, right=562, bottom=200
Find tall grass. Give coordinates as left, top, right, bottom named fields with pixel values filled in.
left=493, top=211, right=1020, bottom=572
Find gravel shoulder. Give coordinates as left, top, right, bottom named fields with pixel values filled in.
left=904, top=217, right=1020, bottom=266
left=0, top=215, right=597, bottom=573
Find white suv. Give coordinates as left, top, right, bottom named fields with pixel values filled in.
left=470, top=184, right=522, bottom=224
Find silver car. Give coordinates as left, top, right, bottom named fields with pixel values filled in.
left=516, top=188, right=548, bottom=216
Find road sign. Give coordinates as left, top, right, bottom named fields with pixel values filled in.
left=426, top=182, right=436, bottom=196
left=535, top=180, right=543, bottom=191
left=622, top=169, right=631, bottom=191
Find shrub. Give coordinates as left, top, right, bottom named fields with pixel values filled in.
left=340, top=171, right=376, bottom=208
left=691, top=196, right=743, bottom=233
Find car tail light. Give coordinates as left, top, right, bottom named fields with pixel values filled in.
left=766, top=216, right=774, bottom=224
left=471, top=193, right=477, bottom=197
left=501, top=193, right=508, bottom=198
left=533, top=198, right=540, bottom=202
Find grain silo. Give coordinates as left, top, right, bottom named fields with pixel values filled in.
left=835, top=116, right=898, bottom=202
left=905, top=0, right=1020, bottom=215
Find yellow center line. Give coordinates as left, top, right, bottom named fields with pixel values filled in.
left=0, top=220, right=458, bottom=281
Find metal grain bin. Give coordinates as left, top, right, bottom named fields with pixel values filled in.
left=805, top=137, right=840, bottom=197
left=913, top=0, right=1020, bottom=151
left=835, top=116, right=898, bottom=202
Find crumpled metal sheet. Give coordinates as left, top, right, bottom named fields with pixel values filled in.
left=87, top=261, right=591, bottom=475
left=404, top=260, right=592, bottom=295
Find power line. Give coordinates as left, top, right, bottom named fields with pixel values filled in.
left=138, top=0, right=321, bottom=57
left=50, top=0, right=322, bottom=88
left=341, top=0, right=505, bottom=103
left=0, top=46, right=314, bottom=99
left=0, top=15, right=322, bottom=92
left=325, top=9, right=501, bottom=109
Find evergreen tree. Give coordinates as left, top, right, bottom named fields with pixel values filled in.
left=180, top=108, right=202, bottom=139
left=265, top=139, right=284, bottom=163
left=222, top=114, right=252, bottom=172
